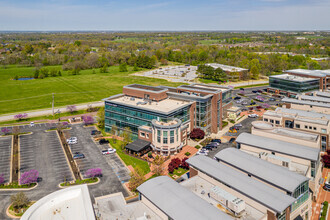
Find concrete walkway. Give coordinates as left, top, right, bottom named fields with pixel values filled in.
left=0, top=101, right=104, bottom=122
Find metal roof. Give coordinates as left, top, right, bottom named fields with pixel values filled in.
left=137, top=176, right=232, bottom=220
left=300, top=95, right=330, bottom=103
left=274, top=107, right=330, bottom=120
left=285, top=69, right=326, bottom=77
left=236, top=133, right=320, bottom=161
left=316, top=91, right=330, bottom=98
left=282, top=97, right=330, bottom=108
left=125, top=139, right=150, bottom=152
left=215, top=148, right=308, bottom=193
left=186, top=156, right=296, bottom=214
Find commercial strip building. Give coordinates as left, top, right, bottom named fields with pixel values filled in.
left=205, top=63, right=249, bottom=80
left=268, top=69, right=330, bottom=96
left=187, top=155, right=297, bottom=220
left=235, top=132, right=322, bottom=199
left=21, top=185, right=95, bottom=220
left=103, top=83, right=232, bottom=155
left=215, top=148, right=311, bottom=219
left=263, top=107, right=329, bottom=151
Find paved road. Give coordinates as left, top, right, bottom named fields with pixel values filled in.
left=0, top=101, right=104, bottom=122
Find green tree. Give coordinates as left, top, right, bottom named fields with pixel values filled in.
left=120, top=127, right=132, bottom=150
left=11, top=192, right=29, bottom=211
left=119, top=63, right=128, bottom=72
left=250, top=65, right=259, bottom=80
left=110, top=124, right=118, bottom=137
left=74, top=40, right=81, bottom=47
left=57, top=70, right=62, bottom=76
left=128, top=167, right=145, bottom=192
left=133, top=64, right=139, bottom=71
left=100, top=64, right=108, bottom=73
left=97, top=107, right=105, bottom=129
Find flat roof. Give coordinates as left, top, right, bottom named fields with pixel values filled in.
left=236, top=133, right=320, bottom=161
left=285, top=69, right=326, bottom=77
left=215, top=148, right=308, bottom=193
left=187, top=156, right=296, bottom=214
left=282, top=97, right=330, bottom=108
left=300, top=95, right=330, bottom=104
left=316, top=91, right=330, bottom=98
left=124, top=84, right=167, bottom=92
left=137, top=176, right=232, bottom=220
left=21, top=185, right=95, bottom=220
left=271, top=127, right=319, bottom=142
left=178, top=83, right=230, bottom=93
left=270, top=74, right=317, bottom=82
left=106, top=95, right=192, bottom=115
left=205, top=63, right=248, bottom=72
left=274, top=107, right=330, bottom=120
left=125, top=139, right=150, bottom=152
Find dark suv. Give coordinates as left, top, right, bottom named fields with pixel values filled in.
left=99, top=139, right=109, bottom=145
left=91, top=130, right=101, bottom=135
left=73, top=153, right=85, bottom=159
left=211, top=139, right=221, bottom=144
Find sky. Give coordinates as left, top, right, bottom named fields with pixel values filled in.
left=0, top=0, right=329, bottom=31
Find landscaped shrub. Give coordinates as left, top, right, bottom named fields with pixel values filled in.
left=195, top=145, right=201, bottom=149
left=85, top=168, right=102, bottom=178
left=168, top=164, right=175, bottom=173
left=181, top=157, right=189, bottom=169
left=168, top=158, right=181, bottom=173
left=1, top=127, right=10, bottom=135
left=189, top=128, right=205, bottom=139
left=185, top=152, right=191, bottom=156
left=19, top=169, right=39, bottom=185
left=321, top=201, right=328, bottom=218
left=82, top=115, right=95, bottom=125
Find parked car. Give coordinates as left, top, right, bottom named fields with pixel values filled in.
left=248, top=114, right=258, bottom=118
left=67, top=139, right=77, bottom=145
left=202, top=146, right=213, bottom=151
left=241, top=108, right=248, bottom=112
left=269, top=98, right=276, bottom=101
left=234, top=96, right=241, bottom=100
left=228, top=138, right=236, bottom=143
left=102, top=148, right=116, bottom=155
left=257, top=90, right=262, bottom=93
left=67, top=137, right=77, bottom=142
left=252, top=90, right=258, bottom=93
left=239, top=88, right=245, bottom=91
left=99, top=139, right=109, bottom=145
left=242, top=102, right=248, bottom=105
left=236, top=100, right=242, bottom=104
left=250, top=102, right=256, bottom=105
left=211, top=139, right=221, bottom=144
left=73, top=153, right=85, bottom=159
left=324, top=184, right=330, bottom=191
left=234, top=123, right=242, bottom=128
left=196, top=150, right=208, bottom=156
left=206, top=143, right=217, bottom=149
left=30, top=122, right=35, bottom=127
left=91, top=130, right=101, bottom=135
left=208, top=141, right=219, bottom=146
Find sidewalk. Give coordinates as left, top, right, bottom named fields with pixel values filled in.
left=0, top=101, right=104, bottom=122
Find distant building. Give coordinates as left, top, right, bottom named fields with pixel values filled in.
left=103, top=83, right=232, bottom=155
left=268, top=69, right=330, bottom=96
left=281, top=97, right=330, bottom=114
left=205, top=63, right=249, bottom=80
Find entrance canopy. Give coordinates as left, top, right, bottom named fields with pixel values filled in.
left=125, top=139, right=151, bottom=154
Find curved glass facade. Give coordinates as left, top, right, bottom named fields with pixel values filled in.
left=269, top=77, right=319, bottom=93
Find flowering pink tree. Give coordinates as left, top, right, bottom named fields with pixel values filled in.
left=263, top=103, right=271, bottom=108
left=1, top=127, right=10, bottom=135
left=0, top=174, right=4, bottom=185
left=19, top=169, right=39, bottom=185
left=66, top=105, right=77, bottom=113
left=62, top=121, right=69, bottom=127
left=85, top=168, right=102, bottom=178
left=82, top=115, right=94, bottom=125
left=14, top=113, right=28, bottom=121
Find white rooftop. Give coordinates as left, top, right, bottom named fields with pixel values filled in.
left=205, top=63, right=248, bottom=72
left=21, top=185, right=95, bottom=220
left=316, top=91, right=330, bottom=98
left=270, top=74, right=317, bottom=82
left=285, top=69, right=326, bottom=77
left=300, top=95, right=330, bottom=104
left=282, top=97, right=330, bottom=108
left=108, top=95, right=191, bottom=114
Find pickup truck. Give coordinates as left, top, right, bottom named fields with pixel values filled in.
left=102, top=148, right=116, bottom=155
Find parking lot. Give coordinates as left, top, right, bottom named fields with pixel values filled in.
left=64, top=124, right=129, bottom=197
left=20, top=129, right=73, bottom=187
left=0, top=136, right=12, bottom=183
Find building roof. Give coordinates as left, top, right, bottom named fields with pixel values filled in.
left=285, top=69, right=326, bottom=77
left=215, top=148, right=308, bottom=193
left=270, top=74, right=317, bottom=82
left=124, top=84, right=167, bottom=93
left=274, top=107, right=330, bottom=120
left=125, top=139, right=150, bottom=153
left=282, top=97, right=330, bottom=108
left=137, top=176, right=231, bottom=220
left=300, top=95, right=330, bottom=104
left=21, top=185, right=95, bottom=220
left=316, top=91, right=330, bottom=98
left=105, top=94, right=192, bottom=115
left=236, top=133, right=320, bottom=161
left=205, top=63, right=248, bottom=72
left=187, top=156, right=296, bottom=214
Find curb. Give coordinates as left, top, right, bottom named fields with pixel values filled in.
left=6, top=203, right=20, bottom=219
left=58, top=177, right=100, bottom=189
left=0, top=183, right=38, bottom=191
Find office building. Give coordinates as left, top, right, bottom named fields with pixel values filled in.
left=103, top=83, right=232, bottom=155
left=205, top=63, right=249, bottom=80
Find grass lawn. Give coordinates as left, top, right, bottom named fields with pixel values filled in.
left=0, top=65, right=184, bottom=115
left=108, top=139, right=150, bottom=175
left=169, top=167, right=188, bottom=179
left=236, top=83, right=269, bottom=88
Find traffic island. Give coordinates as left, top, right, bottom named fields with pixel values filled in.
left=6, top=201, right=36, bottom=218
left=58, top=177, right=100, bottom=188
left=56, top=129, right=82, bottom=181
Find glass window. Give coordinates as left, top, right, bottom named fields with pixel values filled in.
left=163, top=131, right=168, bottom=137
left=321, top=129, right=326, bottom=133
left=264, top=118, right=268, bottom=122
left=276, top=120, right=280, bottom=125
left=163, top=137, right=168, bottom=144
left=309, top=126, right=312, bottom=130
left=270, top=119, right=274, bottom=123
left=140, top=132, right=145, bottom=137
left=305, top=125, right=308, bottom=129
left=170, top=136, right=174, bottom=143
left=313, top=127, right=316, bottom=131
left=296, top=124, right=300, bottom=128
left=170, top=130, right=174, bottom=136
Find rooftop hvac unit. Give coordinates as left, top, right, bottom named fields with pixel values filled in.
left=210, top=186, right=245, bottom=214
left=130, top=97, right=135, bottom=101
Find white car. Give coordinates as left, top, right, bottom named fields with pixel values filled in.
left=102, top=148, right=116, bottom=155
left=67, top=137, right=77, bottom=142
left=248, top=114, right=258, bottom=118
left=196, top=150, right=208, bottom=156
left=30, top=122, right=35, bottom=127
left=67, top=140, right=77, bottom=145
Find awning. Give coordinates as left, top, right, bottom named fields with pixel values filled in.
left=125, top=139, right=151, bottom=153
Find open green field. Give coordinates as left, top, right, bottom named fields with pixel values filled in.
left=0, top=65, right=184, bottom=115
